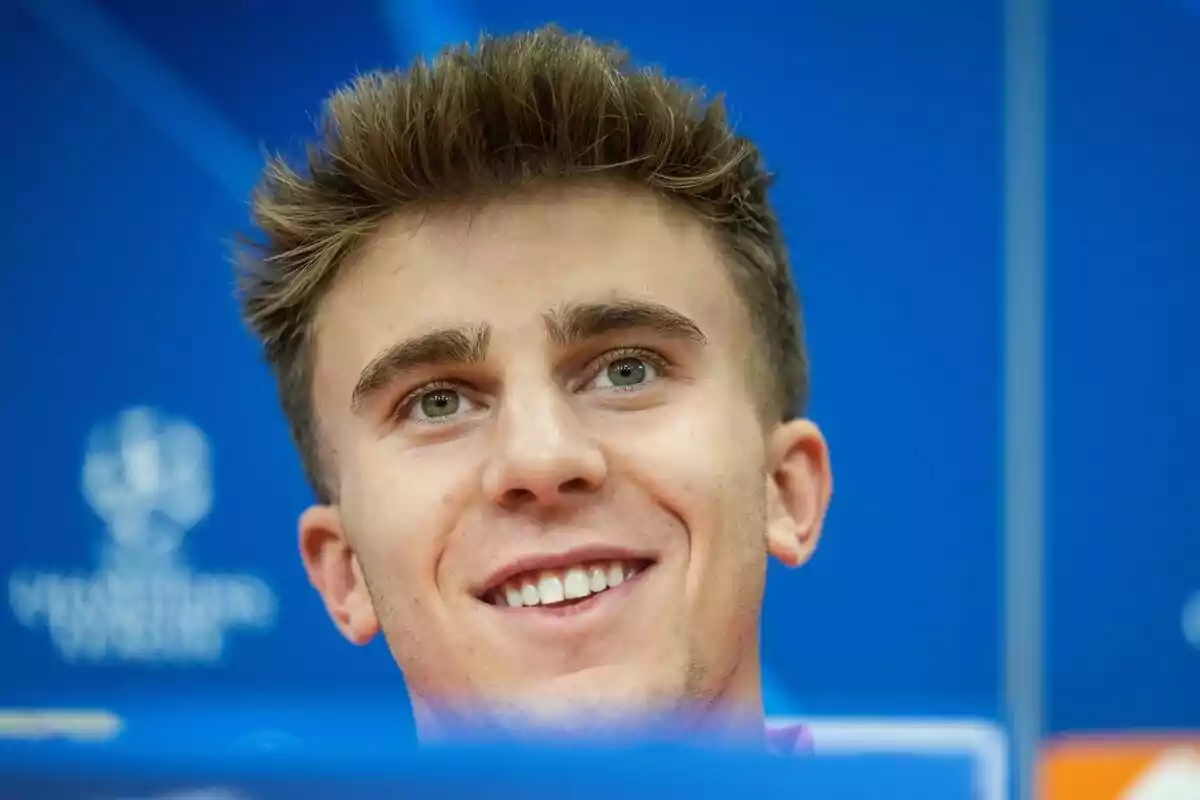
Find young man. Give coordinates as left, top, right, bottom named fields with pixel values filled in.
left=236, top=26, right=832, bottom=747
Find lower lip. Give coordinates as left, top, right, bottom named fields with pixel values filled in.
left=483, top=566, right=651, bottom=621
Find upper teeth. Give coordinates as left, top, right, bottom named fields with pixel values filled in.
left=494, top=561, right=638, bottom=608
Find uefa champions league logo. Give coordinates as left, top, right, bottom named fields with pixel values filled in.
left=8, top=407, right=277, bottom=664
left=83, top=406, right=213, bottom=568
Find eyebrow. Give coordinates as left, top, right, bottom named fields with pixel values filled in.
left=544, top=299, right=708, bottom=349
left=351, top=326, right=491, bottom=413
left=349, top=299, right=706, bottom=414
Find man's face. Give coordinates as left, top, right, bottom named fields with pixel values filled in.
left=302, top=183, right=829, bottom=738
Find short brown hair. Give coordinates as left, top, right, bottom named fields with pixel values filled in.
left=236, top=25, right=807, bottom=503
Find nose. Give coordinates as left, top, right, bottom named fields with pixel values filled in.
left=482, top=387, right=608, bottom=512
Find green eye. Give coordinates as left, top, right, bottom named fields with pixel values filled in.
left=605, top=357, right=649, bottom=387
left=419, top=389, right=460, bottom=419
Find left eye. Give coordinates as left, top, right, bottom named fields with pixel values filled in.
left=402, top=386, right=479, bottom=424
left=589, top=355, right=660, bottom=390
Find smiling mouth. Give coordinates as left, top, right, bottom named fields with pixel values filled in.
left=480, top=559, right=654, bottom=610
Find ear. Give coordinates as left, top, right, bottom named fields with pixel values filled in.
left=298, top=504, right=379, bottom=645
left=764, top=419, right=833, bottom=568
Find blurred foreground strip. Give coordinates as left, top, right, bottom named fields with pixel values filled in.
left=0, top=708, right=123, bottom=740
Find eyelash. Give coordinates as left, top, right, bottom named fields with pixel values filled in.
left=390, top=347, right=671, bottom=423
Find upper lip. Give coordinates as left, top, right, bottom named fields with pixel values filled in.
left=474, top=545, right=658, bottom=598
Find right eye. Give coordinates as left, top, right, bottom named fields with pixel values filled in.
left=399, top=384, right=478, bottom=425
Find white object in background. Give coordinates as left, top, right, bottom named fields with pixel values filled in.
left=1182, top=591, right=1200, bottom=650
left=770, top=716, right=1008, bottom=800
left=1120, top=746, right=1200, bottom=800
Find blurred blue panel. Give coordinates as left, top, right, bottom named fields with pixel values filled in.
left=380, top=0, right=475, bottom=61
left=1, top=4, right=398, bottom=696
left=0, top=747, right=975, bottom=800
left=1046, top=0, right=1200, bottom=731
left=94, top=0, right=400, bottom=151
left=22, top=0, right=260, bottom=200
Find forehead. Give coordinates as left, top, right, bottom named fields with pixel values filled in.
left=312, top=184, right=750, bottom=395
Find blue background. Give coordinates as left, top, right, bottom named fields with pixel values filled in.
left=1, top=0, right=1197, bottom=791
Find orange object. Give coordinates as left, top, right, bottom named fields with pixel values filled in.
left=1039, top=735, right=1200, bottom=799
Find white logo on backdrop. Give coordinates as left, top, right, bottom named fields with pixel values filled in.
left=8, top=407, right=276, bottom=664
left=1184, top=590, right=1200, bottom=651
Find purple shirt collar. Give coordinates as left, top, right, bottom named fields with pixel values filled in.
left=764, top=722, right=813, bottom=755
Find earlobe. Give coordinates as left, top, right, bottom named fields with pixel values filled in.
left=298, top=504, right=379, bottom=645
left=764, top=419, right=833, bottom=569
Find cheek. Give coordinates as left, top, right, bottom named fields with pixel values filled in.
left=614, top=398, right=765, bottom=522
left=345, top=451, right=489, bottom=690
left=342, top=445, right=473, bottom=619
left=609, top=402, right=768, bottom=595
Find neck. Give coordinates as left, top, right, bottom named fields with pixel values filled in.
left=685, top=646, right=767, bottom=749
left=413, top=660, right=768, bottom=749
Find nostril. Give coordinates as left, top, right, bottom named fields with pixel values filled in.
left=502, top=487, right=537, bottom=505
left=495, top=477, right=596, bottom=508
left=559, top=477, right=591, bottom=493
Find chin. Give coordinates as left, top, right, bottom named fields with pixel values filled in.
left=482, top=672, right=693, bottom=741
